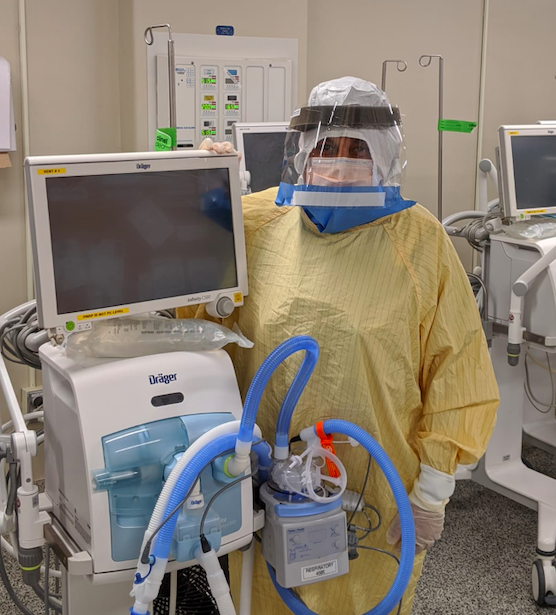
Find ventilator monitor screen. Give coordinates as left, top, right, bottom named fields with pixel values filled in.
left=511, top=135, right=556, bottom=210
left=243, top=132, right=287, bottom=193
left=45, top=168, right=237, bottom=314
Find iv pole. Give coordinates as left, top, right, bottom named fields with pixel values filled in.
left=419, top=54, right=444, bottom=221
left=145, top=24, right=176, bottom=151
left=381, top=60, right=408, bottom=93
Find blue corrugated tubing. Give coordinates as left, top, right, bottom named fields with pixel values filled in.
left=237, top=336, right=319, bottom=447
left=153, top=433, right=239, bottom=558
left=267, top=419, right=415, bottom=615
left=252, top=440, right=273, bottom=483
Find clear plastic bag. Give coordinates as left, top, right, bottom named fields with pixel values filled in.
left=65, top=316, right=253, bottom=361
left=504, top=217, right=556, bottom=240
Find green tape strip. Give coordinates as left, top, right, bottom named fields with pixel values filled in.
left=155, top=128, right=177, bottom=151
left=20, top=564, right=41, bottom=571
left=438, top=119, right=477, bottom=133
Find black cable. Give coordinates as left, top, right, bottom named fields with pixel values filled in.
left=0, top=306, right=42, bottom=369
left=347, top=454, right=372, bottom=526
left=6, top=452, right=18, bottom=516
left=199, top=473, right=253, bottom=537
left=44, top=545, right=50, bottom=615
left=54, top=555, right=59, bottom=596
left=141, top=439, right=264, bottom=563
left=31, top=584, right=62, bottom=614
left=0, top=536, right=37, bottom=615
left=356, top=545, right=403, bottom=615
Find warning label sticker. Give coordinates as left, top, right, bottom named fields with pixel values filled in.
left=77, top=307, right=129, bottom=321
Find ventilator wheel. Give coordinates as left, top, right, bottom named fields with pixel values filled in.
left=533, top=560, right=547, bottom=606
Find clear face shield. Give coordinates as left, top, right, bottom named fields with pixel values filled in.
left=276, top=105, right=408, bottom=210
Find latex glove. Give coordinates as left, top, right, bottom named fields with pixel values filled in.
left=386, top=501, right=445, bottom=554
left=386, top=464, right=455, bottom=554
left=199, top=137, right=242, bottom=160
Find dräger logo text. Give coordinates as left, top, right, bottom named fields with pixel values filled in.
left=136, top=163, right=151, bottom=170
left=149, top=373, right=177, bottom=385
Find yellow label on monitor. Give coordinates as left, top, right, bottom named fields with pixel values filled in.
left=233, top=292, right=243, bottom=303
left=77, top=308, right=130, bottom=321
left=38, top=168, right=66, bottom=175
left=508, top=131, right=519, bottom=135
left=525, top=209, right=546, bottom=214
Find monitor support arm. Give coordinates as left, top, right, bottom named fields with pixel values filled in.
left=0, top=302, right=50, bottom=549
left=508, top=243, right=556, bottom=365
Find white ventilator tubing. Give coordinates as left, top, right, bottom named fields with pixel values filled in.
left=132, top=420, right=262, bottom=609
left=195, top=546, right=237, bottom=615
left=147, top=420, right=261, bottom=536
left=239, top=542, right=255, bottom=615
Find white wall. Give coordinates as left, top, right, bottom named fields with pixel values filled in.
left=0, top=1, right=30, bottom=420
left=26, top=0, right=122, bottom=155
left=119, top=0, right=309, bottom=151
left=306, top=0, right=485, bottom=268
left=481, top=0, right=556, bottom=166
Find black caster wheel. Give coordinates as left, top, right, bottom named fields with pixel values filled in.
left=533, top=560, right=547, bottom=606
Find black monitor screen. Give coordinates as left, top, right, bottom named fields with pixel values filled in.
left=511, top=135, right=556, bottom=210
left=243, top=131, right=287, bottom=193
left=46, top=168, right=237, bottom=314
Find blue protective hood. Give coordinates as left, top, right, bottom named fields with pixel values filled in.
left=275, top=183, right=416, bottom=234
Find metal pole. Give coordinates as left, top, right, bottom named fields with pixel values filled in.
left=419, top=55, right=444, bottom=221
left=381, top=60, right=408, bottom=93
left=145, top=24, right=177, bottom=150
left=167, top=36, right=176, bottom=133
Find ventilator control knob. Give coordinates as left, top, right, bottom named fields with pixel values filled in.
left=206, top=295, right=235, bottom=318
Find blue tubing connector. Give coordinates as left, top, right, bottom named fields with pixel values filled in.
left=252, top=440, right=273, bottom=483
left=268, top=419, right=415, bottom=615
left=237, top=336, right=319, bottom=448
left=153, top=433, right=242, bottom=558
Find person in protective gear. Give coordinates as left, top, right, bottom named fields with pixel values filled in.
left=180, top=76, right=499, bottom=615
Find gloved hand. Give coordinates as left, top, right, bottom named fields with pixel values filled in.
left=386, top=501, right=445, bottom=554
left=199, top=138, right=242, bottom=160
left=386, top=464, right=455, bottom=554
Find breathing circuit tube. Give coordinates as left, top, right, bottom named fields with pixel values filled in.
left=133, top=337, right=414, bottom=614
left=228, top=336, right=319, bottom=474
left=268, top=418, right=415, bottom=615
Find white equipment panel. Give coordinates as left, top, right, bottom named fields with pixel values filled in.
left=148, top=33, right=298, bottom=150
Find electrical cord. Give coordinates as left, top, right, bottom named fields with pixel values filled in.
left=0, top=305, right=42, bottom=369
left=0, top=537, right=37, bottom=615
left=44, top=545, right=50, bottom=615
left=199, top=473, right=253, bottom=538
left=347, top=454, right=372, bottom=527
left=0, top=534, right=61, bottom=615
left=356, top=545, right=403, bottom=615
left=457, top=210, right=502, bottom=252
left=525, top=352, right=556, bottom=414
left=348, top=503, right=382, bottom=541
left=466, top=272, right=489, bottom=320
left=141, top=438, right=265, bottom=563
left=31, top=584, right=62, bottom=614
left=6, top=451, right=18, bottom=516
left=527, top=350, right=556, bottom=373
